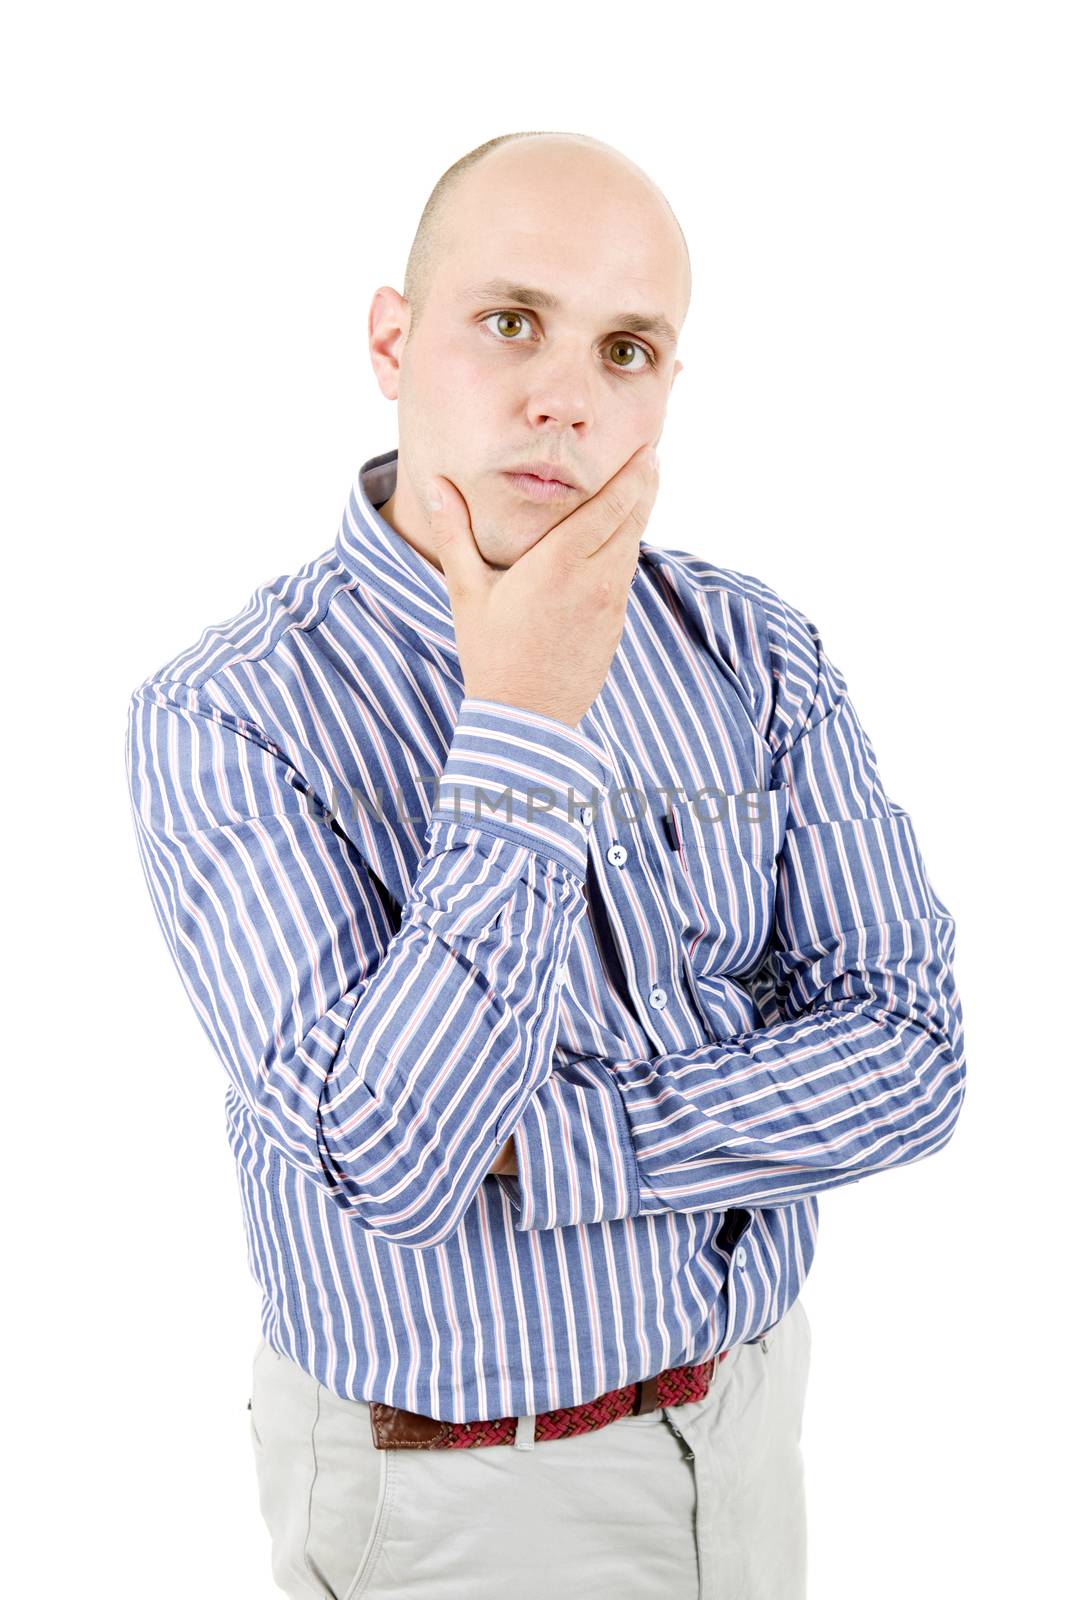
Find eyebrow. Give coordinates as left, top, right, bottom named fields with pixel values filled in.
left=460, top=277, right=679, bottom=349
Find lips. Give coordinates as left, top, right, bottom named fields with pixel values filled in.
left=505, top=461, right=579, bottom=490
left=502, top=470, right=581, bottom=503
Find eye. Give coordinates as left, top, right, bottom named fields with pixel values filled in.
left=605, top=338, right=652, bottom=373
left=483, top=311, right=535, bottom=342
left=480, top=312, right=655, bottom=373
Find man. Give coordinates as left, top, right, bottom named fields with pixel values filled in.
left=125, top=129, right=966, bottom=1600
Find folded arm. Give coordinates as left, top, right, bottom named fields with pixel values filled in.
left=495, top=614, right=967, bottom=1229
left=126, top=682, right=605, bottom=1249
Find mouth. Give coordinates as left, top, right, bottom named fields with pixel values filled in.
left=502, top=464, right=581, bottom=503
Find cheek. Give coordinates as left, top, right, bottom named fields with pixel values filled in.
left=424, top=335, right=495, bottom=406
left=605, top=390, right=668, bottom=460
left=630, top=374, right=671, bottom=421
left=403, top=333, right=487, bottom=417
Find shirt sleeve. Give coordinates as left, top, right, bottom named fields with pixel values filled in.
left=494, top=603, right=967, bottom=1228
left=125, top=681, right=606, bottom=1249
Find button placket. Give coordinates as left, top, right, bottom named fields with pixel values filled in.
left=598, top=816, right=671, bottom=1041
left=584, top=748, right=715, bottom=1056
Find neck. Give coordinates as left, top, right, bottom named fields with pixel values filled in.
left=375, top=461, right=444, bottom=574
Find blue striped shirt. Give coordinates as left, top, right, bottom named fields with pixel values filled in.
left=124, top=446, right=966, bottom=1422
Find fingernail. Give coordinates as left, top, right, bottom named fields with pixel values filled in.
left=426, top=481, right=442, bottom=511
left=648, top=448, right=659, bottom=471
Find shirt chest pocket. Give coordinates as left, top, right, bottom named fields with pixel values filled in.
left=666, top=785, right=789, bottom=981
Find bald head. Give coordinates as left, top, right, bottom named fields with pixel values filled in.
left=368, top=127, right=689, bottom=575
left=402, top=130, right=691, bottom=340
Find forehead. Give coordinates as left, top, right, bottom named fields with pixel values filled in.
left=434, top=218, right=687, bottom=335
left=427, top=145, right=688, bottom=328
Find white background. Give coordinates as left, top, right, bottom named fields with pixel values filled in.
left=4, top=2, right=1063, bottom=1594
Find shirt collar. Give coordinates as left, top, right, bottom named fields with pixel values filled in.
left=336, top=447, right=457, bottom=654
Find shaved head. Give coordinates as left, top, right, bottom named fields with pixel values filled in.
left=402, top=131, right=691, bottom=340
left=368, top=128, right=690, bottom=573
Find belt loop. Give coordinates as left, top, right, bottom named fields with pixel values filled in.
left=514, top=1413, right=536, bottom=1450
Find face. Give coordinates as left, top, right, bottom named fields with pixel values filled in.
left=368, top=138, right=689, bottom=571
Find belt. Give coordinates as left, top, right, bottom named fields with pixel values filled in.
left=368, top=1349, right=731, bottom=1451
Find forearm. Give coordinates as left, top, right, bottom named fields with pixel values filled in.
left=273, top=693, right=609, bottom=1246
left=497, top=810, right=966, bottom=1229
left=128, top=683, right=603, bottom=1248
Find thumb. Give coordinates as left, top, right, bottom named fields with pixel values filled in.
left=425, top=475, right=485, bottom=591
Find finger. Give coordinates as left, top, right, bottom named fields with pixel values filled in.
left=586, top=454, right=660, bottom=573
left=425, top=476, right=487, bottom=593
left=534, top=444, right=659, bottom=565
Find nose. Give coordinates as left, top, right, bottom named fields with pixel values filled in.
left=522, top=339, right=594, bottom=433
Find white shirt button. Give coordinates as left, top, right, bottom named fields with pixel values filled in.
left=648, top=986, right=668, bottom=1009
left=607, top=843, right=628, bottom=866
left=581, top=805, right=595, bottom=826
left=735, top=1247, right=747, bottom=1267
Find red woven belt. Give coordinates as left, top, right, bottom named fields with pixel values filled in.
left=368, top=1350, right=731, bottom=1450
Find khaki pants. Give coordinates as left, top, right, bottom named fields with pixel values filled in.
left=248, top=1295, right=812, bottom=1599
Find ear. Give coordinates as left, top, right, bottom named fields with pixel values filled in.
left=368, top=286, right=410, bottom=402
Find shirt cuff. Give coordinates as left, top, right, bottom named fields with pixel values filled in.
left=495, top=1058, right=641, bottom=1230
left=431, top=697, right=609, bottom=877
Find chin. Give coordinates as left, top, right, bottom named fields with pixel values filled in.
left=472, top=505, right=552, bottom=568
